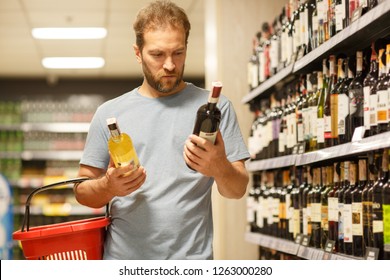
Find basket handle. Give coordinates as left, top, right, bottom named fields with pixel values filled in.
left=21, top=177, right=110, bottom=232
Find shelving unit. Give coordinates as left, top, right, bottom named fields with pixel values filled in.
left=246, top=131, right=390, bottom=171
left=241, top=1, right=390, bottom=103
left=243, top=1, right=390, bottom=260
left=245, top=232, right=363, bottom=260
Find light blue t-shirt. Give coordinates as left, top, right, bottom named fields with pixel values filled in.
left=80, top=83, right=249, bottom=259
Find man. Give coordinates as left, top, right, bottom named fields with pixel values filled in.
left=74, top=0, right=249, bottom=259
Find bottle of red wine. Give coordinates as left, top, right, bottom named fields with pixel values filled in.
left=192, top=81, right=222, bottom=144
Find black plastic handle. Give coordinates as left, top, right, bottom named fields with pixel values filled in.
left=21, top=177, right=109, bottom=232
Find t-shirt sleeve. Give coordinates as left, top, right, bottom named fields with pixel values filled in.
left=219, top=99, right=250, bottom=163
left=80, top=106, right=110, bottom=170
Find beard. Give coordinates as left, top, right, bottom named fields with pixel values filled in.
left=142, top=59, right=184, bottom=94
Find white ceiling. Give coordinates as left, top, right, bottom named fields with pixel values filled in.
left=0, top=0, right=205, bottom=79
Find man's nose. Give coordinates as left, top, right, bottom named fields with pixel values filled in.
left=163, top=57, right=175, bottom=71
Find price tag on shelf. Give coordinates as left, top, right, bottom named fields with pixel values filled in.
left=301, top=235, right=311, bottom=247
left=351, top=126, right=365, bottom=142
left=365, top=247, right=379, bottom=260
left=324, top=240, right=335, bottom=253
left=295, top=234, right=304, bottom=244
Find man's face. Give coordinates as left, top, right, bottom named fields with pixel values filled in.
left=136, top=25, right=187, bottom=95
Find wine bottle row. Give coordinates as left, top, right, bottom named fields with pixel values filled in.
left=247, top=148, right=390, bottom=259
left=248, top=38, right=390, bottom=160
left=247, top=0, right=380, bottom=90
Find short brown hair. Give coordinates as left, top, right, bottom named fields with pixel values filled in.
left=133, top=0, right=191, bottom=51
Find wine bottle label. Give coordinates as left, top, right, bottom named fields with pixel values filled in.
left=199, top=131, right=217, bottom=144
left=279, top=202, right=286, bottom=219
left=335, top=3, right=345, bottom=32
left=310, top=106, right=318, bottom=138
left=317, top=118, right=325, bottom=143
left=343, top=204, right=353, bottom=243
left=349, top=88, right=364, bottom=117
left=328, top=197, right=339, bottom=222
left=311, top=203, right=321, bottom=223
left=370, top=94, right=378, bottom=126
left=302, top=107, right=310, bottom=140
left=363, top=86, right=371, bottom=131
left=312, top=15, right=318, bottom=36
left=362, top=201, right=372, bottom=227
left=352, top=202, right=363, bottom=236
left=373, top=220, right=384, bottom=233
left=303, top=207, right=308, bottom=235
left=293, top=209, right=300, bottom=236
left=337, top=94, right=349, bottom=135
left=286, top=194, right=292, bottom=219
left=321, top=205, right=329, bottom=230
left=324, top=115, right=332, bottom=138
left=297, top=123, right=304, bottom=142
left=377, top=90, right=389, bottom=123
left=273, top=198, right=280, bottom=223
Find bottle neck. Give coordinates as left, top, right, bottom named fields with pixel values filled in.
left=109, top=128, right=121, bottom=142
left=207, top=83, right=222, bottom=110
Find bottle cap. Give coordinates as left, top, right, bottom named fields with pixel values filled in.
left=211, top=81, right=223, bottom=98
left=106, top=117, right=118, bottom=130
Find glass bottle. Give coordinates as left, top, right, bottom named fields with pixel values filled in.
left=317, top=70, right=326, bottom=150
left=383, top=149, right=390, bottom=260
left=338, top=161, right=348, bottom=254
left=343, top=161, right=356, bottom=255
left=376, top=48, right=389, bottom=134
left=352, top=158, right=367, bottom=257
left=372, top=148, right=388, bottom=259
left=321, top=165, right=333, bottom=248
left=363, top=44, right=378, bottom=138
left=311, top=167, right=322, bottom=248
left=323, top=58, right=333, bottom=148
left=328, top=162, right=341, bottom=252
left=337, top=57, right=351, bottom=144
left=348, top=51, right=365, bottom=141
left=329, top=55, right=339, bottom=146
left=308, top=72, right=319, bottom=151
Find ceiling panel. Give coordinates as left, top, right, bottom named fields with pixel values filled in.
left=0, top=0, right=204, bottom=79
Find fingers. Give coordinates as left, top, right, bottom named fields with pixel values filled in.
left=106, top=165, right=147, bottom=197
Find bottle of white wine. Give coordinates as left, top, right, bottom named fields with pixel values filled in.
left=192, top=81, right=222, bottom=144
left=107, top=117, right=139, bottom=170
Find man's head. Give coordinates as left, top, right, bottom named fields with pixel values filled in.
left=133, top=1, right=191, bottom=96
left=133, top=0, right=191, bottom=52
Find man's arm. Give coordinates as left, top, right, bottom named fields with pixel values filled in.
left=183, top=131, right=249, bottom=199
left=74, top=162, right=147, bottom=208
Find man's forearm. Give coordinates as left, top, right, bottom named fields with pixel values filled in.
left=74, top=176, right=113, bottom=208
left=214, top=160, right=249, bottom=199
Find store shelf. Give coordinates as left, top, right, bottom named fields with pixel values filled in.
left=245, top=232, right=363, bottom=260
left=0, top=122, right=90, bottom=133
left=247, top=131, right=390, bottom=170
left=21, top=150, right=84, bottom=161
left=246, top=154, right=297, bottom=172
left=241, top=64, right=294, bottom=103
left=241, top=1, right=390, bottom=104
left=293, top=0, right=390, bottom=74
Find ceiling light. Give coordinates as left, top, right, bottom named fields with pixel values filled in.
left=32, top=27, right=107, bottom=39
left=42, top=57, right=105, bottom=69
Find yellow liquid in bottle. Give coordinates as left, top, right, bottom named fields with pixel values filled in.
left=108, top=132, right=139, bottom=170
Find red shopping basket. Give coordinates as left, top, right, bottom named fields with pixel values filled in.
left=13, top=178, right=110, bottom=260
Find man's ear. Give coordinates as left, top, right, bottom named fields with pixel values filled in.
left=133, top=44, right=142, bottom=64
